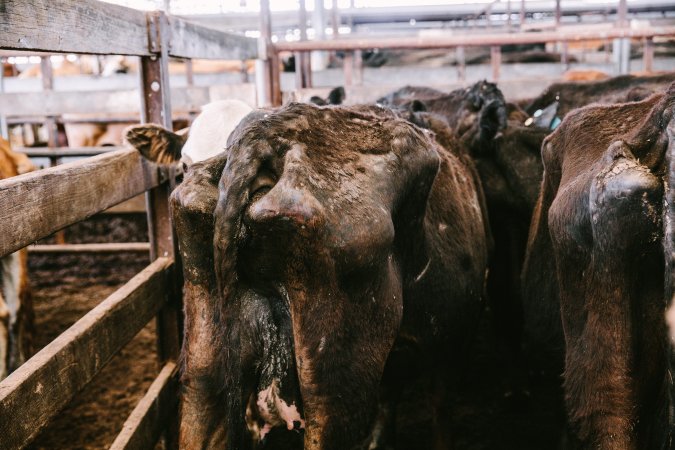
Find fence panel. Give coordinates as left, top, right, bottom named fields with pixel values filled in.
left=0, top=257, right=173, bottom=450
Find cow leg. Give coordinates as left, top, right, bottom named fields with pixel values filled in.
left=1, top=251, right=32, bottom=374
left=552, top=141, right=666, bottom=449
left=171, top=159, right=228, bottom=450
left=179, top=280, right=228, bottom=449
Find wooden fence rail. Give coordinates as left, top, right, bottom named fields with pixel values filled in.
left=0, top=0, right=256, bottom=59
left=272, top=25, right=675, bottom=52
left=0, top=149, right=159, bottom=257
left=109, top=362, right=179, bottom=450
left=0, top=1, right=258, bottom=448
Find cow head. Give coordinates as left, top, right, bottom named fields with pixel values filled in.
left=393, top=81, right=507, bottom=156
left=308, top=86, right=346, bottom=106
left=171, top=103, right=440, bottom=449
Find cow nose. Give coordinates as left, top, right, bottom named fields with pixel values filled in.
left=248, top=183, right=325, bottom=232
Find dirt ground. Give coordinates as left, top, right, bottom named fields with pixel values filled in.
left=19, top=213, right=566, bottom=450
left=25, top=213, right=156, bottom=450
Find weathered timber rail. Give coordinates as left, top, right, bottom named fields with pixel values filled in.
left=0, top=1, right=256, bottom=449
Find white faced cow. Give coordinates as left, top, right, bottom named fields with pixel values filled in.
left=125, top=99, right=253, bottom=166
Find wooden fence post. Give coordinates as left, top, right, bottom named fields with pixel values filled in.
left=258, top=0, right=273, bottom=106
left=491, top=45, right=501, bottom=81
left=40, top=56, right=59, bottom=165
left=295, top=0, right=312, bottom=89
left=40, top=55, right=67, bottom=244
left=140, top=10, right=181, bottom=450
left=456, top=46, right=466, bottom=82
left=343, top=51, right=353, bottom=86
left=643, top=37, right=654, bottom=73
left=354, top=49, right=363, bottom=85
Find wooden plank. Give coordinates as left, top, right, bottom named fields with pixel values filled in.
left=0, top=257, right=173, bottom=450
left=0, top=0, right=151, bottom=56
left=0, top=148, right=160, bottom=257
left=104, top=194, right=147, bottom=214
left=109, top=362, right=179, bottom=450
left=643, top=37, right=654, bottom=73
left=208, top=83, right=257, bottom=107
left=272, top=26, right=675, bottom=52
left=287, top=76, right=560, bottom=105
left=168, top=17, right=257, bottom=60
left=491, top=45, right=501, bottom=81
left=257, top=0, right=273, bottom=107
left=0, top=86, right=210, bottom=116
left=28, top=243, right=150, bottom=253
left=8, top=115, right=193, bottom=125
left=17, top=147, right=120, bottom=157
left=141, top=19, right=182, bottom=368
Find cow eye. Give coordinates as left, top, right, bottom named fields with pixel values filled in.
left=250, top=169, right=277, bottom=200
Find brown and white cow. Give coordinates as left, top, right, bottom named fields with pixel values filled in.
left=522, top=82, right=675, bottom=449
left=0, top=137, right=34, bottom=379
left=126, top=102, right=490, bottom=449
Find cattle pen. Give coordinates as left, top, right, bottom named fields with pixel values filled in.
left=0, top=1, right=256, bottom=449
left=1, top=1, right=675, bottom=450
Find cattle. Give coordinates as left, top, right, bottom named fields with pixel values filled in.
left=382, top=75, right=675, bottom=377
left=63, top=114, right=135, bottom=148
left=561, top=70, right=610, bottom=82
left=377, top=81, right=508, bottom=157
left=522, top=82, right=675, bottom=448
left=0, top=137, right=35, bottom=379
left=125, top=101, right=490, bottom=449
left=524, top=72, right=675, bottom=121
left=308, top=87, right=346, bottom=106
left=378, top=82, right=549, bottom=380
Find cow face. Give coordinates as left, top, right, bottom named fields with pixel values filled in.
left=174, top=103, right=440, bottom=450
left=390, top=81, right=507, bottom=156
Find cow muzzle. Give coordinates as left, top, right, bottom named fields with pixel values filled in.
left=247, top=182, right=326, bottom=234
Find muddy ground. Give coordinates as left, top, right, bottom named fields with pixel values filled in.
left=20, top=213, right=565, bottom=450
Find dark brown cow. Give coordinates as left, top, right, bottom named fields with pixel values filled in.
left=522, top=83, right=675, bottom=449
left=127, top=102, right=490, bottom=449
left=378, top=81, right=508, bottom=156
left=384, top=76, right=675, bottom=382
left=379, top=82, right=551, bottom=379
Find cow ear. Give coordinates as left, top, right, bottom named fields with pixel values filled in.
left=410, top=99, right=426, bottom=112
left=309, top=96, right=327, bottom=106
left=327, top=86, right=346, bottom=105
left=124, top=124, right=187, bottom=164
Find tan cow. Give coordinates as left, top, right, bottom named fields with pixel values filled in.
left=0, top=137, right=35, bottom=379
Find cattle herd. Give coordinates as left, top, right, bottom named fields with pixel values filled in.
left=1, top=71, right=674, bottom=450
